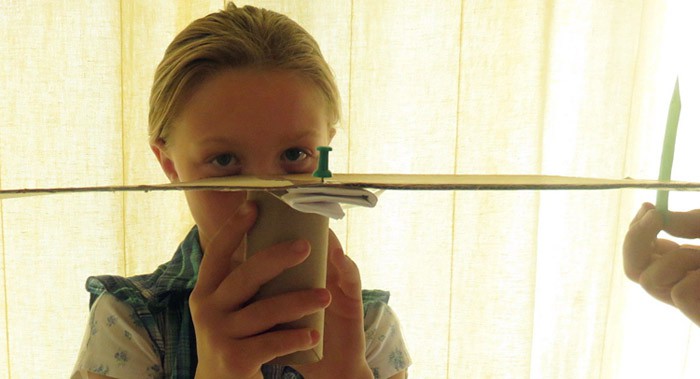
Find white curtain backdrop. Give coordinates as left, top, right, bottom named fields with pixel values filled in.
left=1, top=1, right=699, bottom=378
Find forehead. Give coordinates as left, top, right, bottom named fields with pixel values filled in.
left=171, top=68, right=330, bottom=144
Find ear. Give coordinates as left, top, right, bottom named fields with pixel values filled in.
left=151, top=139, right=180, bottom=183
left=328, top=127, right=336, bottom=142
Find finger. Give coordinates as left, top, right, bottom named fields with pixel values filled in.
left=196, top=201, right=257, bottom=294
left=239, top=328, right=321, bottom=364
left=638, top=247, right=700, bottom=304
left=327, top=230, right=363, bottom=302
left=623, top=206, right=665, bottom=280
left=665, top=209, right=700, bottom=239
left=656, top=238, right=681, bottom=256
left=328, top=228, right=343, bottom=253
left=212, top=239, right=311, bottom=307
left=227, top=289, right=331, bottom=337
left=326, top=249, right=365, bottom=321
left=670, top=269, right=700, bottom=327
left=630, top=202, right=655, bottom=226
left=329, top=248, right=362, bottom=298
left=325, top=229, right=342, bottom=283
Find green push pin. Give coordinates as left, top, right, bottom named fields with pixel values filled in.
left=313, top=146, right=332, bottom=182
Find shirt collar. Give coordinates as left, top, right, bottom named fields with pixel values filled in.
left=150, top=225, right=202, bottom=295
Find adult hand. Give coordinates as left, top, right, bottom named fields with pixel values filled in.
left=293, top=230, right=373, bottom=379
left=190, top=201, right=332, bottom=378
left=624, top=202, right=700, bottom=326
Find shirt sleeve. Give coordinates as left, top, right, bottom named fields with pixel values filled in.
left=364, top=302, right=412, bottom=379
left=72, top=292, right=163, bottom=379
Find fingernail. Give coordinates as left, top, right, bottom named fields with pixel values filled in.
left=309, top=329, right=321, bottom=345
left=292, top=240, right=309, bottom=254
left=236, top=202, right=252, bottom=216
left=315, top=289, right=331, bottom=305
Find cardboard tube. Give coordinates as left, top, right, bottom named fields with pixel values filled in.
left=245, top=190, right=329, bottom=365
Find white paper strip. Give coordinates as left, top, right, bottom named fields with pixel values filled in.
left=279, top=187, right=380, bottom=219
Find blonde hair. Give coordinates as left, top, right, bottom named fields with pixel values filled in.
left=148, top=3, right=340, bottom=144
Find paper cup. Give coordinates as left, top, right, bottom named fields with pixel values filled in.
left=245, top=190, right=329, bottom=365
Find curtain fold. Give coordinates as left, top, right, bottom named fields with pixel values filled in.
left=1, top=1, right=699, bottom=378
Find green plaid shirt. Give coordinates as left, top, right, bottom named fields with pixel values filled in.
left=85, top=226, right=389, bottom=379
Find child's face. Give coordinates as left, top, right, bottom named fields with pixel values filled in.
left=152, top=68, right=333, bottom=251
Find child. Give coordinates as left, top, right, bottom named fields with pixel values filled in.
left=624, top=203, right=700, bottom=326
left=72, top=3, right=411, bottom=379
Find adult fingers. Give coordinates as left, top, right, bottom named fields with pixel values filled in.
left=196, top=201, right=257, bottom=295
left=664, top=209, right=700, bottom=239
left=671, top=269, right=700, bottom=327
left=623, top=204, right=665, bottom=280
left=212, top=239, right=311, bottom=307
left=638, top=246, right=700, bottom=304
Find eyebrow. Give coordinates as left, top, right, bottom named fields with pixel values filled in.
left=286, top=129, right=323, bottom=141
left=196, top=135, right=238, bottom=147
left=195, top=129, right=323, bottom=147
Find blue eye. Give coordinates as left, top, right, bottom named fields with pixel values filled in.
left=212, top=154, right=235, bottom=167
left=282, top=148, right=309, bottom=162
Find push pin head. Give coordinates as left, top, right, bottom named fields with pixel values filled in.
left=313, top=146, right=332, bottom=182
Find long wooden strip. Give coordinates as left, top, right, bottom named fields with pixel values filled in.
left=3, top=174, right=700, bottom=200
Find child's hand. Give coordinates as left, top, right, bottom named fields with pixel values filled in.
left=624, top=202, right=700, bottom=326
left=189, top=201, right=332, bottom=379
left=293, top=231, right=373, bottom=379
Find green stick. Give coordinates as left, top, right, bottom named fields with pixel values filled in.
left=656, top=78, right=682, bottom=214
